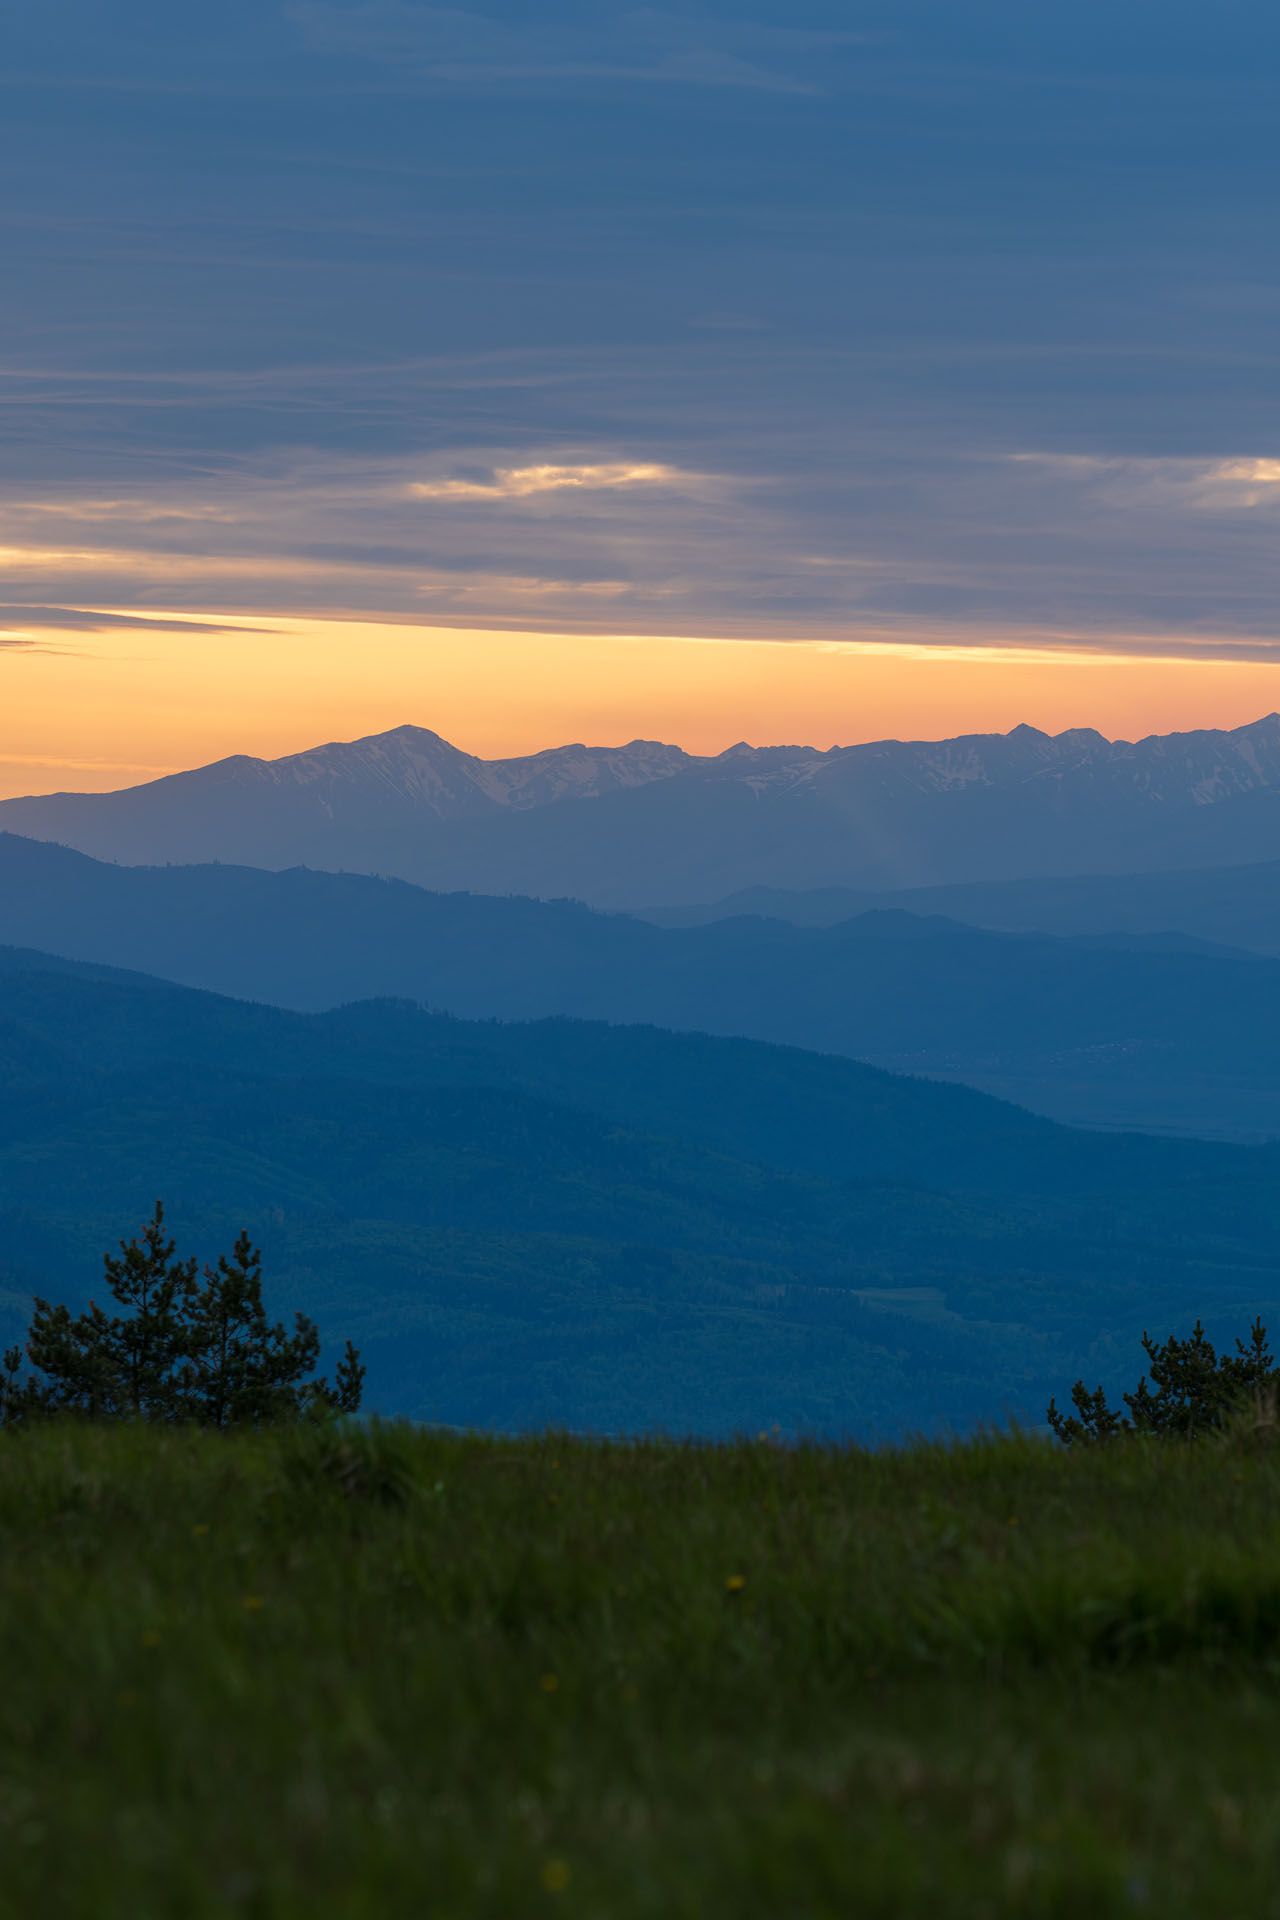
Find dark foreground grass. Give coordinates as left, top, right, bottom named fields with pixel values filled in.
left=6, top=1424, right=1280, bottom=1917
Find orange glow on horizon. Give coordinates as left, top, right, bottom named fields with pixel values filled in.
left=3, top=610, right=1280, bottom=800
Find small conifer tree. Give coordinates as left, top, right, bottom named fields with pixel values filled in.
left=1, top=1203, right=364, bottom=1428
left=1048, top=1318, right=1274, bottom=1443
left=184, top=1229, right=364, bottom=1427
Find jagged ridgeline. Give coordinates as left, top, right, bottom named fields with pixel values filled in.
left=2, top=946, right=1279, bottom=1437
left=2, top=715, right=1279, bottom=905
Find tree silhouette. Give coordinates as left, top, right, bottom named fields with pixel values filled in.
left=1048, top=1319, right=1274, bottom=1443
left=1, top=1203, right=364, bottom=1428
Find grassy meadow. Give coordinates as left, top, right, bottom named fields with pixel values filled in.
left=5, top=1422, right=1280, bottom=1917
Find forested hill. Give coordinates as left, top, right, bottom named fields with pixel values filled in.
left=0, top=942, right=1256, bottom=1197
left=5, top=834, right=1280, bottom=1139
left=1, top=947, right=1278, bottom=1438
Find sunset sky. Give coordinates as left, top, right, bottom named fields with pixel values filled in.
left=5, top=2, right=1280, bottom=795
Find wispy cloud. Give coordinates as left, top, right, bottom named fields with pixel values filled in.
left=1011, top=452, right=1280, bottom=512
left=5, top=421, right=1280, bottom=660
left=1190, top=458, right=1280, bottom=509
left=0, top=604, right=267, bottom=633
left=409, top=461, right=688, bottom=501
left=6, top=338, right=1280, bottom=660
left=0, top=635, right=62, bottom=653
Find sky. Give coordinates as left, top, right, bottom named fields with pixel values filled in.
left=4, top=0, right=1280, bottom=793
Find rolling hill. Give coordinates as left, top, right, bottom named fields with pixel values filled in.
left=2, top=947, right=1278, bottom=1437
left=4, top=832, right=1280, bottom=1139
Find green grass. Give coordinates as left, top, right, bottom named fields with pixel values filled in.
left=6, top=1423, right=1280, bottom=1916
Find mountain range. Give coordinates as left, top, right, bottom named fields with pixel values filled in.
left=7, top=707, right=1280, bottom=1433
left=5, top=715, right=1280, bottom=904
left=3, top=945, right=1278, bottom=1437
left=6, top=831, right=1280, bottom=1140
left=640, top=859, right=1280, bottom=954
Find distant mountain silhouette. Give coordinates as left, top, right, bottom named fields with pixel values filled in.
left=3, top=948, right=1279, bottom=1436
left=4, top=716, right=1280, bottom=902
left=5, top=832, right=1280, bottom=1140
left=639, top=859, right=1280, bottom=955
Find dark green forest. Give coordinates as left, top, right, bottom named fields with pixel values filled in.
left=3, top=947, right=1278, bottom=1436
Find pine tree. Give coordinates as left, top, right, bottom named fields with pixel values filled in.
left=1, top=1203, right=364, bottom=1428
left=184, top=1230, right=363, bottom=1427
left=1048, top=1319, right=1275, bottom=1443
left=20, top=1202, right=197, bottom=1420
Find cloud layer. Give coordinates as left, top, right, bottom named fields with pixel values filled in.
left=3, top=2, right=1280, bottom=661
